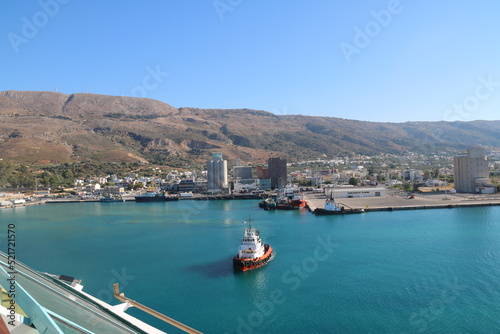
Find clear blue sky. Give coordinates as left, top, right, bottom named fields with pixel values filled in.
left=2, top=1, right=500, bottom=123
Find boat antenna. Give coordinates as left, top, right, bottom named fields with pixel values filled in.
left=248, top=215, right=252, bottom=229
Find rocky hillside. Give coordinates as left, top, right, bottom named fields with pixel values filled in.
left=0, top=90, right=499, bottom=165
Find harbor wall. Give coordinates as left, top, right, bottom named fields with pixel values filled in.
left=304, top=191, right=500, bottom=213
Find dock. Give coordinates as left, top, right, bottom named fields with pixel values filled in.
left=303, top=191, right=500, bottom=213
left=0, top=200, right=47, bottom=209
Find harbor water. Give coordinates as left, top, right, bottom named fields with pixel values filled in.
left=1, top=200, right=499, bottom=333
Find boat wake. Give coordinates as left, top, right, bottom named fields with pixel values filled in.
left=186, top=256, right=236, bottom=279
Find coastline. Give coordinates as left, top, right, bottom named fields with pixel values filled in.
left=3, top=190, right=500, bottom=213
left=0, top=193, right=265, bottom=209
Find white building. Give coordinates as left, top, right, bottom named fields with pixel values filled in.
left=340, top=170, right=363, bottom=180
left=74, top=179, right=84, bottom=186
left=404, top=169, right=423, bottom=181
left=102, top=186, right=124, bottom=196
left=326, top=186, right=387, bottom=198
left=425, top=179, right=448, bottom=187
left=86, top=183, right=101, bottom=193
left=233, top=179, right=260, bottom=193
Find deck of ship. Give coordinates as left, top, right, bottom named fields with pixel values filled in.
left=0, top=252, right=166, bottom=333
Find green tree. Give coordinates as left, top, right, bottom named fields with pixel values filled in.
left=0, top=161, right=15, bottom=186
left=19, top=164, right=29, bottom=174
left=298, top=180, right=312, bottom=187
left=432, top=168, right=440, bottom=179
left=132, top=183, right=144, bottom=190
left=50, top=174, right=65, bottom=188
left=348, top=177, right=359, bottom=186
left=367, top=165, right=375, bottom=175
left=41, top=171, right=53, bottom=187
left=403, top=183, right=413, bottom=192
left=7, top=165, right=35, bottom=188
left=63, top=170, right=74, bottom=186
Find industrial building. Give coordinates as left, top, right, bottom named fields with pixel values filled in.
left=207, top=152, right=228, bottom=193
left=454, top=148, right=495, bottom=193
left=268, top=157, right=287, bottom=189
left=233, top=166, right=253, bottom=180
left=325, top=186, right=387, bottom=198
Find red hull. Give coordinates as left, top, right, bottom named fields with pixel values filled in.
left=289, top=199, right=306, bottom=208
left=233, top=244, right=273, bottom=271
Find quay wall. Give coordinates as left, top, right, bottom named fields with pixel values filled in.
left=0, top=200, right=46, bottom=209
left=304, top=191, right=500, bottom=213
left=363, top=202, right=500, bottom=212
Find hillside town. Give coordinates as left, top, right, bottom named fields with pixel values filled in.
left=1, top=147, right=499, bottom=207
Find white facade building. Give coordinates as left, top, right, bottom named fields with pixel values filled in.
left=85, top=183, right=101, bottom=193
left=234, top=179, right=260, bottom=193
left=425, top=179, right=448, bottom=187
left=102, top=186, right=124, bottom=196
left=326, top=186, right=387, bottom=198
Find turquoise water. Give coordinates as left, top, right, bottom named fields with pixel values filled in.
left=1, top=200, right=500, bottom=333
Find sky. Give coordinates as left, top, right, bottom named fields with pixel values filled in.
left=1, top=0, right=500, bottom=123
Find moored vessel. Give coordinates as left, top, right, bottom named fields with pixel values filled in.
left=276, top=202, right=294, bottom=210
left=263, top=197, right=277, bottom=210
left=314, top=198, right=364, bottom=215
left=289, top=196, right=306, bottom=208
left=233, top=217, right=273, bottom=271
left=135, top=191, right=179, bottom=202
left=100, top=196, right=125, bottom=202
left=259, top=197, right=277, bottom=210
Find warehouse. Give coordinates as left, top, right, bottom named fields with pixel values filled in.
left=326, top=187, right=387, bottom=198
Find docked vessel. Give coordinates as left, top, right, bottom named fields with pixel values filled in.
left=258, top=187, right=306, bottom=210
left=259, top=197, right=277, bottom=210
left=264, top=198, right=277, bottom=210
left=276, top=202, right=294, bottom=210
left=135, top=191, right=179, bottom=202
left=100, top=195, right=125, bottom=202
left=314, top=198, right=364, bottom=215
left=233, top=217, right=273, bottom=271
left=280, top=186, right=305, bottom=209
left=289, top=196, right=306, bottom=208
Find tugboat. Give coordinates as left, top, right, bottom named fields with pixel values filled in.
left=275, top=192, right=295, bottom=210
left=259, top=197, right=277, bottom=210
left=289, top=195, right=306, bottom=208
left=263, top=197, right=277, bottom=210
left=233, top=217, right=273, bottom=271
left=314, top=198, right=365, bottom=215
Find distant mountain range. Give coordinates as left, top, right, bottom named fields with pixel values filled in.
left=1, top=90, right=499, bottom=166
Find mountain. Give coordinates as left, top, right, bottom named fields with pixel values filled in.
left=0, top=90, right=499, bottom=166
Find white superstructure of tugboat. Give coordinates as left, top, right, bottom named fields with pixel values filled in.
left=233, top=217, right=273, bottom=271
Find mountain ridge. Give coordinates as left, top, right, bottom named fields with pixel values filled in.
left=1, top=90, right=499, bottom=166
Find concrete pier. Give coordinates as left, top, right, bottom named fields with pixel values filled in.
left=0, top=200, right=46, bottom=209
left=304, top=191, right=500, bottom=213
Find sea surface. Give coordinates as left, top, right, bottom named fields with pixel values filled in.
left=1, top=200, right=500, bottom=334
